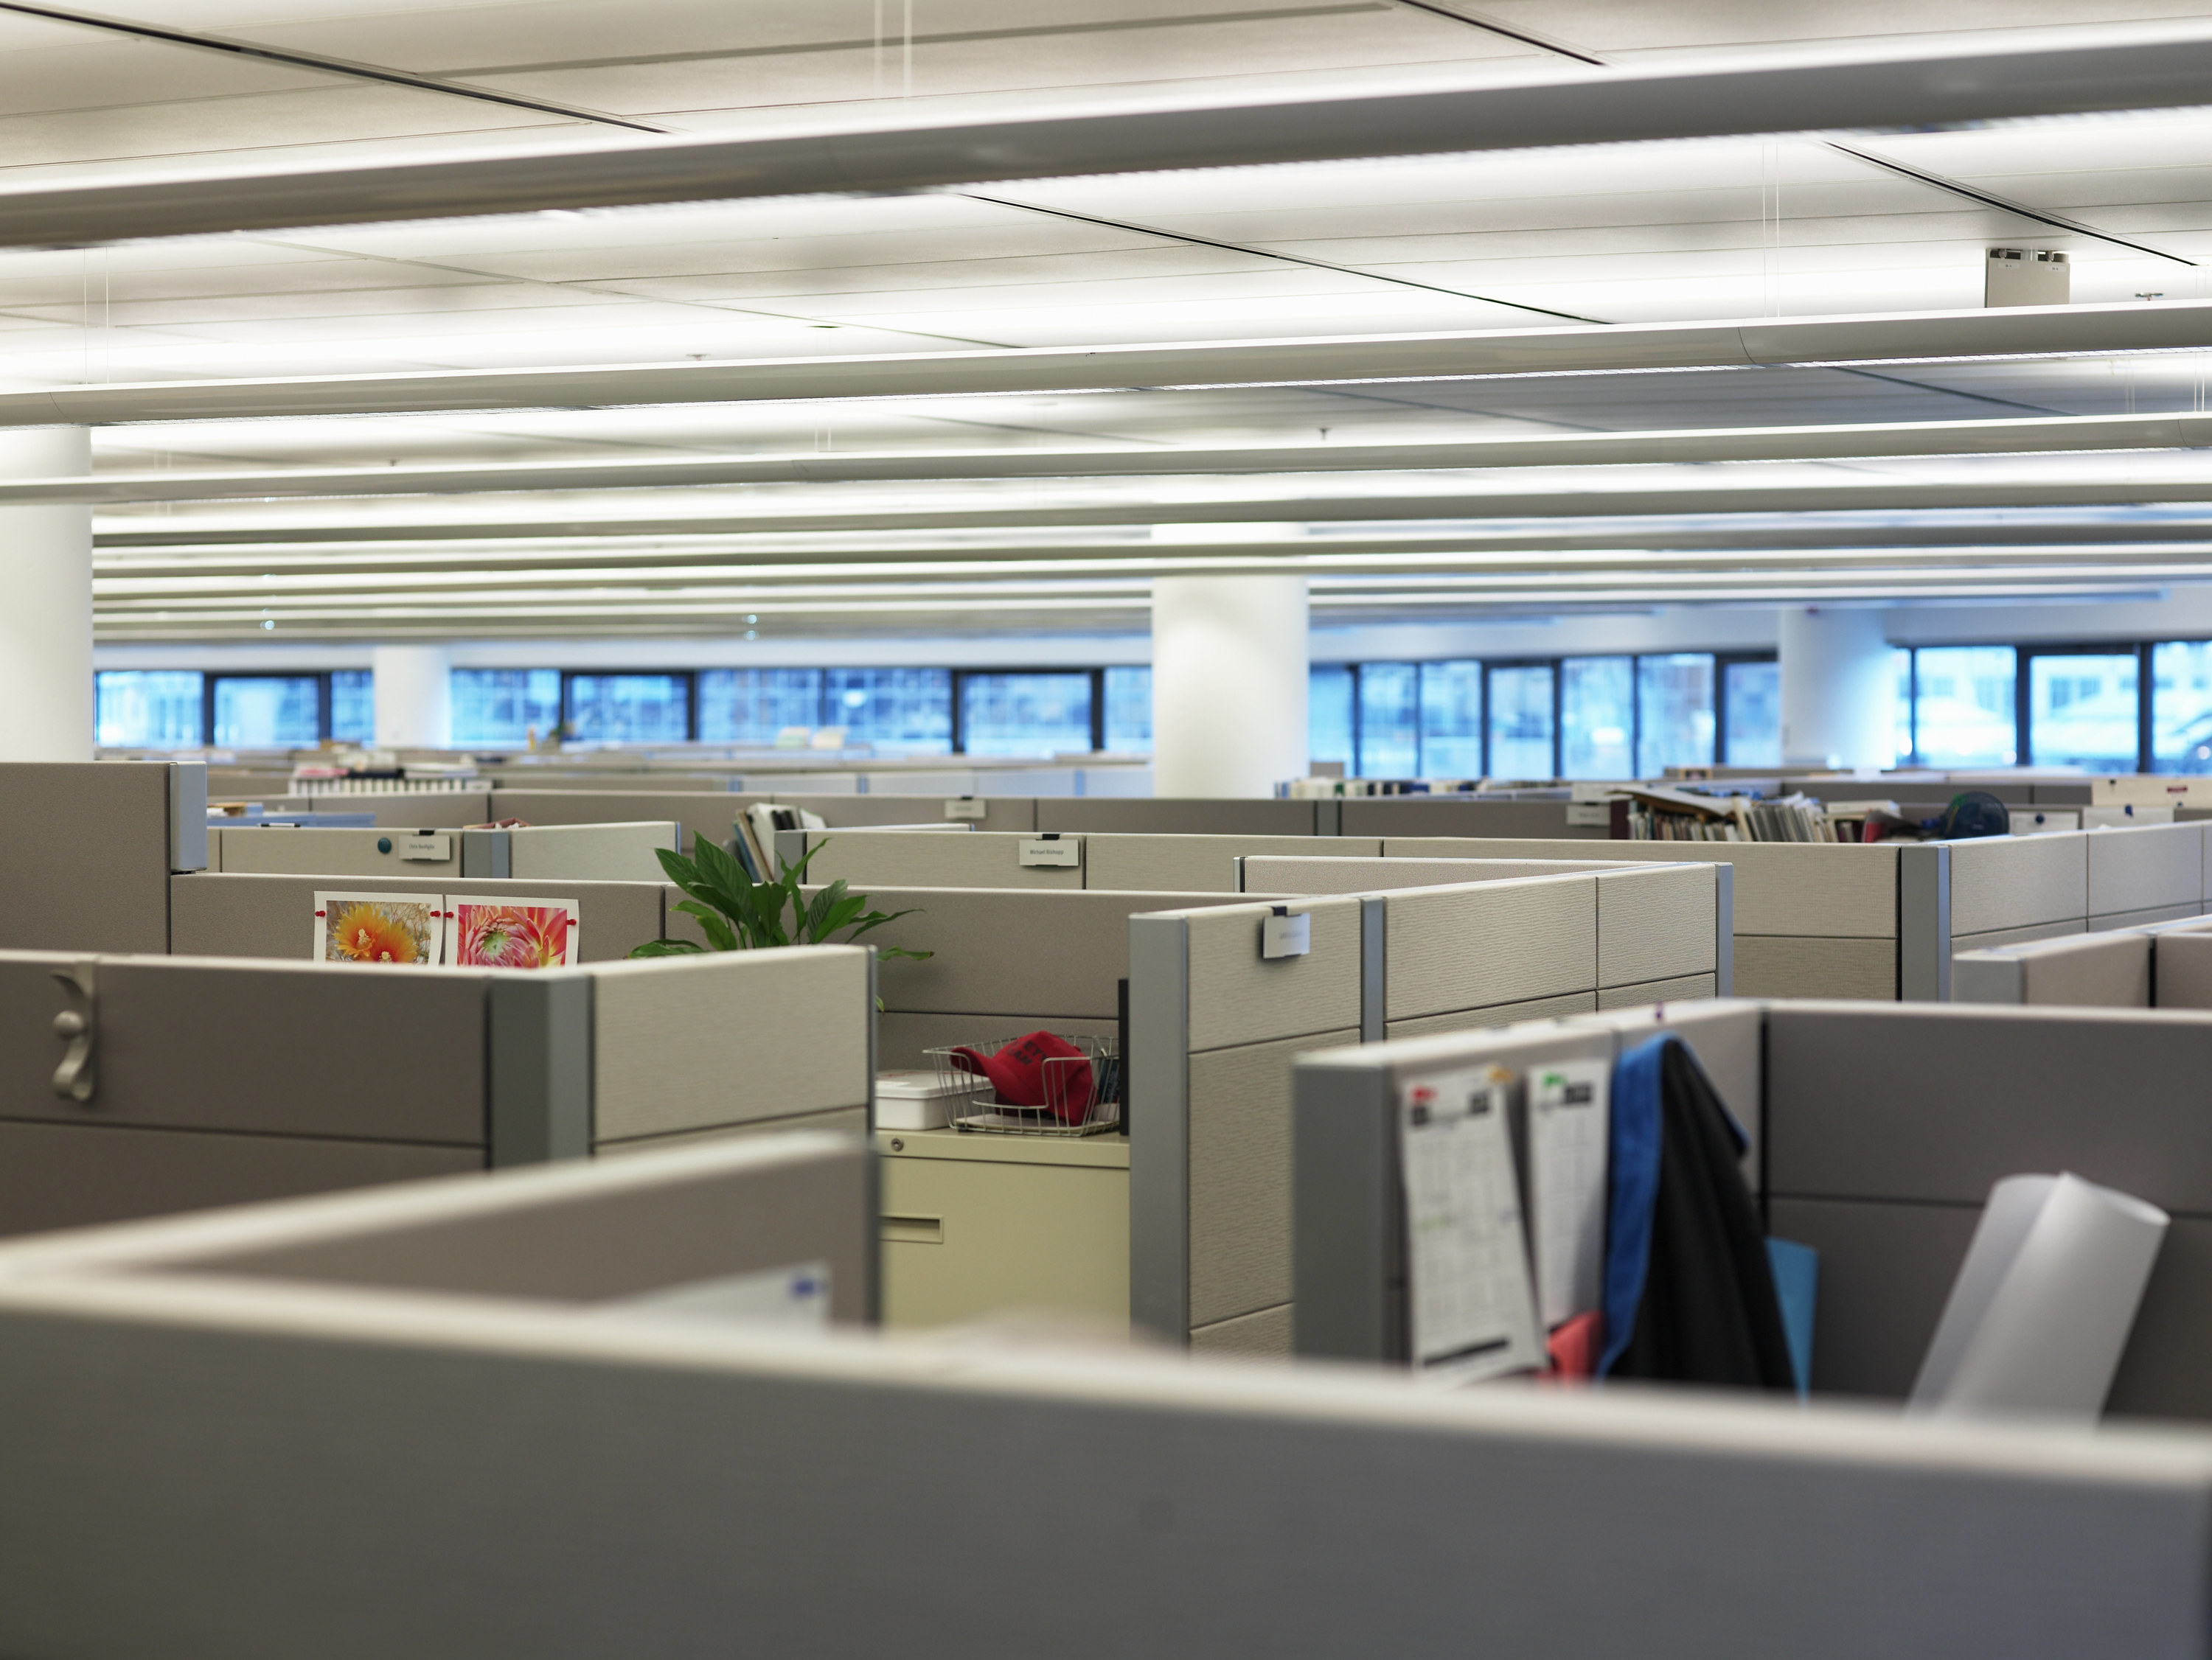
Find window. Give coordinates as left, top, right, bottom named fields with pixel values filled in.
left=1487, top=664, right=1556, bottom=779
left=1721, top=658, right=1781, bottom=767
left=1560, top=657, right=1632, bottom=778
left=566, top=673, right=692, bottom=745
left=1635, top=653, right=1715, bottom=776
left=451, top=669, right=561, bottom=746
left=958, top=672, right=1092, bottom=757
left=211, top=675, right=320, bottom=749
left=1418, top=660, right=1483, bottom=777
left=697, top=669, right=821, bottom=744
left=1310, top=665, right=1353, bottom=772
left=330, top=670, right=374, bottom=744
left=1103, top=666, right=1151, bottom=752
left=1894, top=648, right=1915, bottom=764
left=824, top=668, right=952, bottom=753
left=1356, top=663, right=1419, bottom=778
left=1910, top=646, right=2017, bottom=767
left=95, top=670, right=202, bottom=749
left=2026, top=651, right=2139, bottom=771
left=2153, top=642, right=2212, bottom=773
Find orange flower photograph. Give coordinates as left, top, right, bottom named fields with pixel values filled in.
left=313, top=893, right=441, bottom=966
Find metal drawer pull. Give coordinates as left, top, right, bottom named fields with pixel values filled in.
left=50, top=963, right=96, bottom=1105
left=881, top=1215, right=942, bottom=1245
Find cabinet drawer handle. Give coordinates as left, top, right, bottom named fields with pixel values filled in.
left=881, top=1214, right=942, bottom=1245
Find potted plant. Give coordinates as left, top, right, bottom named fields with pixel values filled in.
left=629, top=837, right=931, bottom=974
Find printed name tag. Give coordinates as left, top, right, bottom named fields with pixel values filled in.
left=400, top=834, right=451, bottom=861
left=1262, top=909, right=1312, bottom=959
left=1018, top=837, right=1081, bottom=867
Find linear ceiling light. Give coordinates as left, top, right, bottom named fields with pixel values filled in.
left=38, top=411, right=2212, bottom=503
left=12, top=301, right=2212, bottom=426
left=8, top=24, right=2212, bottom=248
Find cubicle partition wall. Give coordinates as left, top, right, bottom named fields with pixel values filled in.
left=246, top=791, right=495, bottom=828
left=0, top=761, right=206, bottom=953
left=210, top=822, right=680, bottom=882
left=0, top=1151, right=2203, bottom=1660
left=1132, top=865, right=1728, bottom=1356
left=170, top=873, right=667, bottom=962
left=0, top=944, right=872, bottom=1238
left=1293, top=999, right=2212, bottom=1423
left=1338, top=795, right=1610, bottom=840
left=789, top=828, right=1385, bottom=895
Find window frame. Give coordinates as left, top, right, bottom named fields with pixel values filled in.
left=204, top=671, right=333, bottom=750
left=948, top=667, right=1102, bottom=757
left=560, top=669, right=698, bottom=745
left=2017, top=641, right=2151, bottom=773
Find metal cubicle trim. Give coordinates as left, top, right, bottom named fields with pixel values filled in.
left=1314, top=798, right=1342, bottom=837
left=1898, top=842, right=1952, bottom=1002
left=1127, top=913, right=1190, bottom=1343
left=460, top=829, right=512, bottom=879
left=865, top=948, right=881, bottom=1327
left=1360, top=894, right=1385, bottom=1042
left=487, top=973, right=594, bottom=1167
left=1291, top=1057, right=1397, bottom=1362
left=1714, top=862, right=1735, bottom=997
left=167, top=761, right=208, bottom=873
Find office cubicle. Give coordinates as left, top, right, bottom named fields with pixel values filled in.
left=0, top=1140, right=2202, bottom=1657
left=209, top=822, right=679, bottom=882
left=1293, top=998, right=2212, bottom=1423
left=1953, top=916, right=2212, bottom=1008
left=0, top=759, right=206, bottom=953
left=1131, top=865, right=1728, bottom=1355
left=0, top=944, right=872, bottom=1237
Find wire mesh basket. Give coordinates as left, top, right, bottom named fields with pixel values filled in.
left=923, top=1033, right=1121, bottom=1137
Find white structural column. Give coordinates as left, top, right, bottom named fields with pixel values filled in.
left=373, top=644, right=453, bottom=749
left=0, top=426, right=91, bottom=761
left=1150, top=575, right=1309, bottom=798
left=1778, top=606, right=1895, bottom=769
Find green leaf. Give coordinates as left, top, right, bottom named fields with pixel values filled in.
left=627, top=938, right=706, bottom=958
left=878, top=946, right=934, bottom=962
left=840, top=904, right=921, bottom=944
left=674, top=899, right=739, bottom=953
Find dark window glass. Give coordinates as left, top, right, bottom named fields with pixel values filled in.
left=1722, top=660, right=1780, bottom=766
left=1103, top=666, right=1151, bottom=751
left=1635, top=653, right=1716, bottom=776
left=212, top=676, right=319, bottom=748
left=1560, top=657, right=1632, bottom=778
left=1487, top=665, right=1556, bottom=779
left=959, top=672, right=1092, bottom=757
left=329, top=670, right=375, bottom=744
left=1418, top=660, right=1483, bottom=777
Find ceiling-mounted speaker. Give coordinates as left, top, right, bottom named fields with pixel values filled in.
left=1986, top=247, right=2070, bottom=308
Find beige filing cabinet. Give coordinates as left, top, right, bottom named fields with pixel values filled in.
left=877, top=1129, right=1128, bottom=1330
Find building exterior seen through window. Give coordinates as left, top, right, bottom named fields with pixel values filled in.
left=88, top=642, right=2212, bottom=774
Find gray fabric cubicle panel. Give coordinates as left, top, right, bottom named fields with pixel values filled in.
left=590, top=946, right=871, bottom=1147
left=2157, top=932, right=2212, bottom=1008
left=488, top=790, right=734, bottom=854
left=168, top=873, right=663, bottom=963
left=799, top=829, right=1081, bottom=891
left=852, top=885, right=1246, bottom=1021
left=0, top=1121, right=479, bottom=1240
left=1384, top=837, right=1901, bottom=939
left=1385, top=876, right=1596, bottom=1022
left=1086, top=834, right=1380, bottom=894
left=1384, top=989, right=1598, bottom=1039
left=1, top=1293, right=2205, bottom=1660
left=1244, top=854, right=1624, bottom=895
left=1734, top=937, right=1896, bottom=1000
left=1765, top=1003, right=2212, bottom=1214
left=2088, top=822, right=2206, bottom=918
left=1947, top=918, right=2086, bottom=954
left=259, top=792, right=493, bottom=829
left=507, top=823, right=679, bottom=882
left=0, top=761, right=173, bottom=953
left=2095, top=902, right=2202, bottom=932
left=214, top=826, right=463, bottom=879
left=1594, top=865, right=1716, bottom=988
left=159, top=1134, right=874, bottom=1325
left=1954, top=932, right=2151, bottom=1008
left=1340, top=798, right=1607, bottom=839
left=747, top=792, right=1040, bottom=832
left=1036, top=798, right=1318, bottom=836
left=0, top=952, right=489, bottom=1147
left=1597, top=972, right=1717, bottom=1008
left=1947, top=834, right=2088, bottom=938
left=1183, top=896, right=1363, bottom=1053
left=493, top=773, right=736, bottom=792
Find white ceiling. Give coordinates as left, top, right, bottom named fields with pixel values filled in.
left=1, top=0, right=2211, bottom=636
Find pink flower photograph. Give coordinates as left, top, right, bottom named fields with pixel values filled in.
left=450, top=899, right=577, bottom=969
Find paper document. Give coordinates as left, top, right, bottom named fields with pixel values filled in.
left=1526, top=1059, right=1611, bottom=1331
left=1399, top=1067, right=1543, bottom=1384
